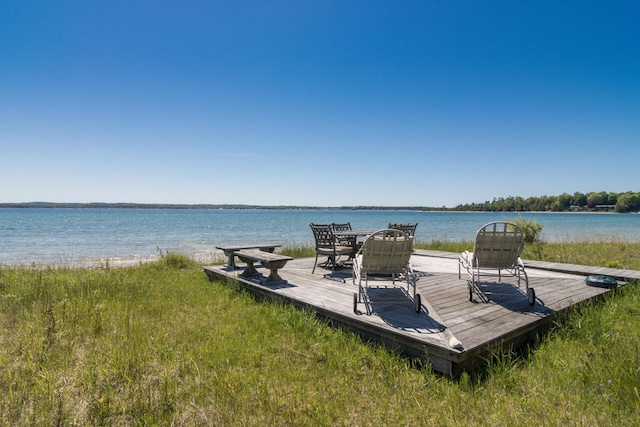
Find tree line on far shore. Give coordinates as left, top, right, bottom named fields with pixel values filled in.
left=452, top=191, right=640, bottom=213
left=2, top=191, right=639, bottom=213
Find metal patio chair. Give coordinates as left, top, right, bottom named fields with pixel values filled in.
left=353, top=229, right=420, bottom=315
left=387, top=222, right=418, bottom=237
left=310, top=223, right=354, bottom=278
left=458, top=221, right=534, bottom=305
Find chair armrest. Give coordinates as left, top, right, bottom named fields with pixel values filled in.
left=406, top=261, right=415, bottom=281
left=352, top=255, right=362, bottom=284
left=459, top=251, right=472, bottom=278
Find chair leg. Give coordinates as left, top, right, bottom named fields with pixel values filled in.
left=312, top=253, right=319, bottom=274
left=326, top=252, right=336, bottom=277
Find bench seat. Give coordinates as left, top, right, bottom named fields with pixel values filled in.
left=216, top=244, right=281, bottom=268
left=234, top=250, right=293, bottom=285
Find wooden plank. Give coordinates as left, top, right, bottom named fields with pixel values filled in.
left=524, top=259, right=640, bottom=280
left=215, top=244, right=281, bottom=251
left=215, top=244, right=282, bottom=268
left=233, top=250, right=292, bottom=262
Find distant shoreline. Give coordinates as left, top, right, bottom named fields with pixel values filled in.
left=0, top=202, right=632, bottom=214
left=0, top=202, right=433, bottom=211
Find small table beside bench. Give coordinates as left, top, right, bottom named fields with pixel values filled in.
left=216, top=244, right=281, bottom=269
left=234, top=250, right=293, bottom=285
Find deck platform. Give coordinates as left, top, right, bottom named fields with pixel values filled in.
left=203, top=250, right=640, bottom=375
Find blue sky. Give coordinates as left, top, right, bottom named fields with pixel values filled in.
left=1, top=1, right=638, bottom=207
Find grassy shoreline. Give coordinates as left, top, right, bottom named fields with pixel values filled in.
left=1, top=243, right=639, bottom=425
left=283, top=240, right=640, bottom=271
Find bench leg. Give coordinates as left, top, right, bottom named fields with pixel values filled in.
left=224, top=250, right=238, bottom=269
left=265, top=268, right=285, bottom=284
left=239, top=259, right=260, bottom=277
left=261, top=260, right=288, bottom=284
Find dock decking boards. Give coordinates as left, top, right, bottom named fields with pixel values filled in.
left=203, top=250, right=639, bottom=375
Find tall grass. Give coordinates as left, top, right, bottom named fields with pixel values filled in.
left=415, top=239, right=474, bottom=254
left=1, top=249, right=639, bottom=425
left=415, top=239, right=640, bottom=271
left=522, top=241, right=640, bottom=270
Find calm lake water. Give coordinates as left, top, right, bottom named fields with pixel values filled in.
left=1, top=208, right=639, bottom=266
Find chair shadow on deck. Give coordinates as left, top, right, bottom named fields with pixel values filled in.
left=322, top=268, right=352, bottom=283
left=364, top=286, right=447, bottom=334
left=412, top=269, right=432, bottom=279
left=470, top=280, right=554, bottom=316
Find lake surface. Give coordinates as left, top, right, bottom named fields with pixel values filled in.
left=1, top=208, right=639, bottom=266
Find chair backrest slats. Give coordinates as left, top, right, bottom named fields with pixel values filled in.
left=473, top=222, right=524, bottom=269
left=387, top=223, right=418, bottom=237
left=330, top=222, right=352, bottom=232
left=310, top=223, right=335, bottom=250
left=360, top=229, right=413, bottom=274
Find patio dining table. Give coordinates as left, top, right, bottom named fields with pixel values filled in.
left=332, top=230, right=376, bottom=239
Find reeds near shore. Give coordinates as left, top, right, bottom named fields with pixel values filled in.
left=1, top=246, right=639, bottom=425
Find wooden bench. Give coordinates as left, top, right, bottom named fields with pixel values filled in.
left=234, top=250, right=293, bottom=285
left=216, top=244, right=281, bottom=269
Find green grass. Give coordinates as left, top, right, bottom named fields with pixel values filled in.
left=1, top=249, right=639, bottom=425
left=415, top=239, right=474, bottom=254
left=414, top=240, right=640, bottom=271
left=522, top=241, right=640, bottom=270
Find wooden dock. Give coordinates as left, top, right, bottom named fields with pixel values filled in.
left=203, top=250, right=640, bottom=375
